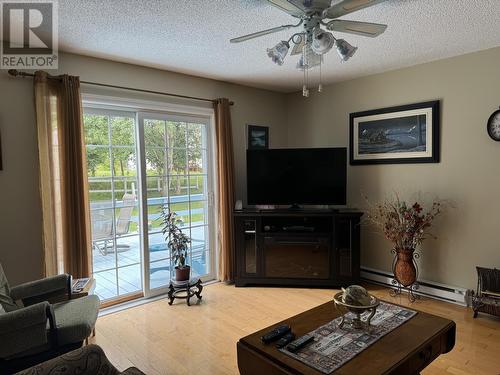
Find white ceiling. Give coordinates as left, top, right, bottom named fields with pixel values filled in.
left=57, top=0, right=500, bottom=92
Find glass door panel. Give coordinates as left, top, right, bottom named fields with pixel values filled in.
left=84, top=109, right=143, bottom=303
left=140, top=113, right=214, bottom=295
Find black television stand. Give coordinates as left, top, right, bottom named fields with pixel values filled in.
left=233, top=208, right=363, bottom=288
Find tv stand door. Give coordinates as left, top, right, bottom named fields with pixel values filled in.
left=334, top=216, right=361, bottom=282
left=235, top=217, right=260, bottom=277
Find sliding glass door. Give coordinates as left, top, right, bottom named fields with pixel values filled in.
left=84, top=105, right=215, bottom=304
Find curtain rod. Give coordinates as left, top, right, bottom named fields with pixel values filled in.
left=7, top=69, right=234, bottom=106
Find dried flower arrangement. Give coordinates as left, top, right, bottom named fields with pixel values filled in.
left=364, top=194, right=443, bottom=251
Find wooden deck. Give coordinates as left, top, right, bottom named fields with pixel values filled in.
left=92, top=227, right=209, bottom=300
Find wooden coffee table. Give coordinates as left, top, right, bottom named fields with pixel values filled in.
left=237, top=300, right=455, bottom=375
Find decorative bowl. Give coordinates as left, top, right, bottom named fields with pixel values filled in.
left=333, top=291, right=380, bottom=330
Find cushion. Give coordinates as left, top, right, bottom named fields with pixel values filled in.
left=0, top=264, right=17, bottom=312
left=52, top=295, right=99, bottom=346
left=0, top=294, right=18, bottom=312
left=0, top=263, right=10, bottom=296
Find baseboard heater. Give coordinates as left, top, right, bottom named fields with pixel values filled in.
left=361, top=267, right=473, bottom=306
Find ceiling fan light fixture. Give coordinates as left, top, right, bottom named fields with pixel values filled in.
left=267, top=40, right=290, bottom=65
left=335, top=39, right=357, bottom=62
left=311, top=29, right=335, bottom=55
left=230, top=0, right=389, bottom=94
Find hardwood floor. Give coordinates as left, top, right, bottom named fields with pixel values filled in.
left=90, top=283, right=500, bottom=375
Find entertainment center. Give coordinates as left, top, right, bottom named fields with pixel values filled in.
left=235, top=147, right=362, bottom=287
left=233, top=209, right=362, bottom=287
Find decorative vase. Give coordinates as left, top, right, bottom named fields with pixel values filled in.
left=393, top=248, right=417, bottom=287
left=175, top=266, right=191, bottom=282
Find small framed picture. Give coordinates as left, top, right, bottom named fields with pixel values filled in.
left=247, top=125, right=269, bottom=150
left=350, top=100, right=440, bottom=165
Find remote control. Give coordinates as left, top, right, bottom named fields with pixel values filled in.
left=275, top=332, right=296, bottom=348
left=286, top=334, right=315, bottom=353
left=261, top=324, right=291, bottom=344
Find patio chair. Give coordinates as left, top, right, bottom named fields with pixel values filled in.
left=91, top=209, right=113, bottom=254
left=92, top=193, right=136, bottom=256
left=0, top=264, right=100, bottom=374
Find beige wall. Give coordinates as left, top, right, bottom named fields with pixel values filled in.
left=0, top=68, right=42, bottom=286
left=0, top=52, right=288, bottom=285
left=286, top=47, right=500, bottom=290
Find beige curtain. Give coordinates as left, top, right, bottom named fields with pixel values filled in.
left=214, top=98, right=235, bottom=282
left=34, top=71, right=91, bottom=278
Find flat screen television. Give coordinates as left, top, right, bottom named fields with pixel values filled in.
left=247, top=147, right=347, bottom=206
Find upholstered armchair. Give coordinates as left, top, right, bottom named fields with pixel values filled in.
left=0, top=263, right=100, bottom=374
left=16, top=344, right=145, bottom=375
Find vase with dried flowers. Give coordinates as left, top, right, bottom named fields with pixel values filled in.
left=364, top=194, right=443, bottom=301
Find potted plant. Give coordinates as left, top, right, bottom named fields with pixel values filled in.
left=364, top=194, right=443, bottom=289
left=159, top=205, right=191, bottom=282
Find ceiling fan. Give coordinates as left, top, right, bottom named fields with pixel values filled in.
left=230, top=0, right=388, bottom=96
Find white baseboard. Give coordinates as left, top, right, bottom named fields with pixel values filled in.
left=361, top=267, right=473, bottom=306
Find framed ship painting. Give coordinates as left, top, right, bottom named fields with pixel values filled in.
left=350, top=100, right=440, bottom=165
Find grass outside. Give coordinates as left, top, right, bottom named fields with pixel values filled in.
left=89, top=174, right=205, bottom=202
left=128, top=212, right=204, bottom=233
left=121, top=201, right=205, bottom=233
left=90, top=167, right=206, bottom=233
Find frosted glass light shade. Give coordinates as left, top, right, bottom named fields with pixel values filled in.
left=335, top=39, right=357, bottom=62
left=267, top=41, right=290, bottom=65
left=311, top=29, right=335, bottom=55
left=296, top=44, right=322, bottom=70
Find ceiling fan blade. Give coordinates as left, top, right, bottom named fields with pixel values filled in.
left=288, top=0, right=332, bottom=12
left=266, top=0, right=305, bottom=18
left=326, top=20, right=387, bottom=37
left=324, top=0, right=388, bottom=19
left=230, top=25, right=293, bottom=43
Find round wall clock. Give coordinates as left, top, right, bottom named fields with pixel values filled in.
left=487, top=108, right=500, bottom=141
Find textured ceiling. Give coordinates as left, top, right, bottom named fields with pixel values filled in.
left=57, top=0, right=500, bottom=92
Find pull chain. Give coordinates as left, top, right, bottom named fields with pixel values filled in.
left=318, top=56, right=323, bottom=93
left=302, top=43, right=309, bottom=97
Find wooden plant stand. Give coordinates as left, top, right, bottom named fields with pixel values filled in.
left=167, top=278, right=203, bottom=306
